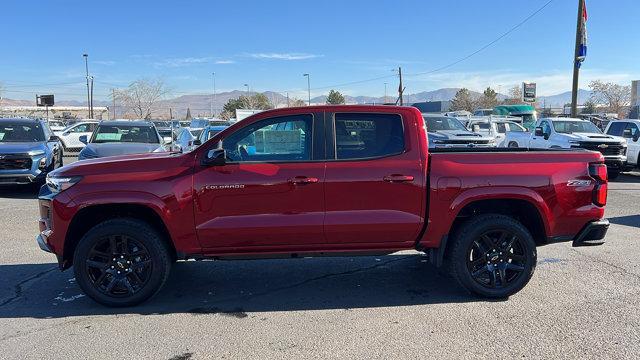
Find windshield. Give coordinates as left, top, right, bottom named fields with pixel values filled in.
left=423, top=116, right=467, bottom=131
left=0, top=122, right=46, bottom=142
left=191, top=129, right=204, bottom=138
left=207, top=130, right=223, bottom=140
left=553, top=120, right=601, bottom=134
left=153, top=121, right=171, bottom=128
left=190, top=120, right=208, bottom=129
left=92, top=125, right=160, bottom=143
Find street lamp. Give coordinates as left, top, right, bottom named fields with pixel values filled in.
left=211, top=72, right=216, bottom=117
left=244, top=83, right=249, bottom=95
left=303, top=73, right=310, bottom=106
left=384, top=82, right=388, bottom=104
left=83, top=53, right=91, bottom=118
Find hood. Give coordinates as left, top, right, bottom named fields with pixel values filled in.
left=53, top=151, right=184, bottom=178
left=0, top=141, right=46, bottom=154
left=82, top=142, right=164, bottom=158
left=562, top=133, right=625, bottom=143
left=429, top=130, right=492, bottom=141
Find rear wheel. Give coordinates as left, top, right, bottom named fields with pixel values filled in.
left=73, top=218, right=172, bottom=307
left=508, top=141, right=518, bottom=148
left=608, top=169, right=620, bottom=180
left=447, top=214, right=536, bottom=298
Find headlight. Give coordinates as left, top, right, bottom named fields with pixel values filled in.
left=38, top=157, right=47, bottom=170
left=28, top=150, right=45, bottom=156
left=46, top=175, right=82, bottom=193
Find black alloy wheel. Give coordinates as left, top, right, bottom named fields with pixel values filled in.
left=466, top=230, right=526, bottom=289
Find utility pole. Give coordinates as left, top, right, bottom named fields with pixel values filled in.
left=397, top=67, right=404, bottom=106
left=112, top=88, right=116, bottom=119
left=244, top=84, right=249, bottom=95
left=286, top=92, right=290, bottom=107
left=169, top=107, right=173, bottom=120
left=83, top=54, right=91, bottom=118
left=384, top=82, right=388, bottom=104
left=89, top=77, right=94, bottom=119
left=303, top=73, right=310, bottom=105
left=571, top=0, right=586, bottom=117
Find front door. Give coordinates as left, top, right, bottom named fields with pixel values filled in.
left=193, top=113, right=326, bottom=249
left=324, top=111, right=424, bottom=245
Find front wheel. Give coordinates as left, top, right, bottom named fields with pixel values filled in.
left=608, top=169, right=620, bottom=180
left=73, top=218, right=172, bottom=307
left=508, top=141, right=518, bottom=148
left=447, top=214, right=537, bottom=298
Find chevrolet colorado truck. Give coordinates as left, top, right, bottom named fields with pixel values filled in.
left=36, top=105, right=610, bottom=307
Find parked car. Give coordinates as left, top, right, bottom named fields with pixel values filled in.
left=37, top=105, right=609, bottom=306
left=55, top=121, right=99, bottom=152
left=467, top=119, right=530, bottom=148
left=173, top=127, right=197, bottom=152
left=493, top=104, right=537, bottom=131
left=196, top=125, right=230, bottom=146
left=604, top=119, right=640, bottom=169
left=473, top=108, right=494, bottom=116
left=423, top=115, right=496, bottom=148
left=0, top=118, right=63, bottom=185
left=77, top=120, right=167, bottom=160
left=47, top=120, right=66, bottom=132
left=526, top=118, right=627, bottom=179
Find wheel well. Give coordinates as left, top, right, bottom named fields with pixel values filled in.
left=63, top=204, right=176, bottom=268
left=450, top=199, right=546, bottom=245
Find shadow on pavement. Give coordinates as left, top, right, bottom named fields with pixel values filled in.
left=609, top=214, right=640, bottom=229
left=0, top=255, right=486, bottom=318
left=616, top=172, right=640, bottom=183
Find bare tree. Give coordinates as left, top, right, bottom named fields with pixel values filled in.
left=113, top=78, right=170, bottom=119
left=289, top=98, right=306, bottom=107
left=589, top=80, right=631, bottom=117
left=503, top=85, right=522, bottom=104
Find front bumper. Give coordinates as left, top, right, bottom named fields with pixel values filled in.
left=603, top=155, right=626, bottom=171
left=36, top=233, right=52, bottom=253
left=573, top=219, right=609, bottom=247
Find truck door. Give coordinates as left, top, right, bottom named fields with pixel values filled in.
left=530, top=120, right=551, bottom=149
left=324, top=111, right=425, bottom=245
left=193, top=113, right=326, bottom=249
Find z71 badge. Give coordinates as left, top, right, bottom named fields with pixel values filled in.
left=567, top=179, right=592, bottom=187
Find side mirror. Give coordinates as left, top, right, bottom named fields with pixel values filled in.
left=534, top=127, right=544, bottom=137
left=49, top=135, right=59, bottom=142
left=79, top=135, right=88, bottom=144
left=471, top=124, right=480, bottom=133
left=203, top=148, right=226, bottom=166
left=193, top=139, right=202, bottom=146
left=62, top=131, right=70, bottom=136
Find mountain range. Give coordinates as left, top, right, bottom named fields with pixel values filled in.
left=1, top=88, right=593, bottom=118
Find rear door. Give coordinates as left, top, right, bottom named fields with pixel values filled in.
left=193, top=112, right=326, bottom=249
left=324, top=111, right=425, bottom=245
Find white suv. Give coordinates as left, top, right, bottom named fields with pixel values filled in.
left=529, top=118, right=627, bottom=179
left=605, top=119, right=640, bottom=169
left=54, top=121, right=99, bottom=152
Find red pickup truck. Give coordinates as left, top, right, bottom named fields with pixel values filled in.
left=37, top=105, right=609, bottom=306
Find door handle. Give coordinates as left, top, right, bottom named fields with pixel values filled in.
left=383, top=174, right=414, bottom=183
left=288, top=176, right=319, bottom=185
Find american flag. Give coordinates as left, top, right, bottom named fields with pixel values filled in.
left=576, top=1, right=588, bottom=67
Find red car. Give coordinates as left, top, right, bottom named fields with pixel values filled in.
left=37, top=105, right=609, bottom=306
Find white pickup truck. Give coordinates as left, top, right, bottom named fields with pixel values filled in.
left=605, top=119, right=640, bottom=169
left=466, top=118, right=530, bottom=148
left=515, top=117, right=627, bottom=179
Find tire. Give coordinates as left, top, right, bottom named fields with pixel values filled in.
left=73, top=218, right=172, bottom=307
left=508, top=141, right=519, bottom=148
left=608, top=169, right=620, bottom=180
left=447, top=214, right=537, bottom=298
left=57, top=148, right=64, bottom=168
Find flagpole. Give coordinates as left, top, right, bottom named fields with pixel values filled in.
left=570, top=0, right=586, bottom=117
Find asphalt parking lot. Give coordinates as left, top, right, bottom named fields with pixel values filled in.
left=0, top=166, right=639, bottom=359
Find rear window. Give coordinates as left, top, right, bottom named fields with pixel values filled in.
left=334, top=113, right=404, bottom=160
left=93, top=125, right=159, bottom=143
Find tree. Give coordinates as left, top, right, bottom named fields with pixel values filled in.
left=503, top=85, right=522, bottom=105
left=326, top=89, right=345, bottom=104
left=449, top=88, right=476, bottom=111
left=589, top=80, right=631, bottom=117
left=220, top=93, right=274, bottom=119
left=289, top=98, right=306, bottom=107
left=113, top=78, right=169, bottom=119
left=581, top=100, right=597, bottom=114
left=478, top=87, right=499, bottom=109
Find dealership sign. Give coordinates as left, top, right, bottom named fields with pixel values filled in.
left=522, top=83, right=536, bottom=103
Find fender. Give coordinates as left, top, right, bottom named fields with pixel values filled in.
left=419, top=186, right=551, bottom=249
left=67, top=190, right=200, bottom=256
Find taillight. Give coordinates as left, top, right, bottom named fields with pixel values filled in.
left=589, top=163, right=608, bottom=207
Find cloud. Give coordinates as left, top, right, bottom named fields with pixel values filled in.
left=215, top=60, right=235, bottom=64
left=152, top=57, right=236, bottom=68
left=248, top=52, right=322, bottom=61
left=93, top=60, right=116, bottom=66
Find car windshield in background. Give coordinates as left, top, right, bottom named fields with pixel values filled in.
left=93, top=125, right=160, bottom=143
left=553, top=121, right=601, bottom=134
left=153, top=121, right=171, bottom=128
left=207, top=130, right=222, bottom=140
left=0, top=122, right=46, bottom=142
left=423, top=116, right=467, bottom=131
left=190, top=120, right=208, bottom=129
left=191, top=129, right=204, bottom=138
left=158, top=129, right=173, bottom=137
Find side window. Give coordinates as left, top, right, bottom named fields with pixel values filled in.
left=496, top=123, right=507, bottom=133
left=222, top=114, right=312, bottom=162
left=334, top=113, right=404, bottom=160
left=541, top=121, right=551, bottom=135
left=506, top=122, right=524, bottom=132
left=607, top=122, right=627, bottom=136
left=70, top=124, right=89, bottom=133
left=626, top=123, right=639, bottom=138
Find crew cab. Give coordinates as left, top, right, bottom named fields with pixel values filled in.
left=36, top=106, right=610, bottom=307
left=523, top=118, right=627, bottom=179
left=604, top=119, right=640, bottom=169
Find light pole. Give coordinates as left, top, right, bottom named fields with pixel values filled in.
left=211, top=72, right=216, bottom=117
left=384, top=82, right=388, bottom=104
left=303, top=74, right=310, bottom=105
left=244, top=83, right=249, bottom=95
left=83, top=54, right=91, bottom=118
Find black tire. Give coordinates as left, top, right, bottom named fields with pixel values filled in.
left=57, top=148, right=64, bottom=168
left=508, top=141, right=518, bottom=148
left=608, top=169, right=620, bottom=180
left=73, top=218, right=172, bottom=307
left=447, top=214, right=536, bottom=298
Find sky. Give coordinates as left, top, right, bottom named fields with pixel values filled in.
left=1, top=0, right=638, bottom=102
